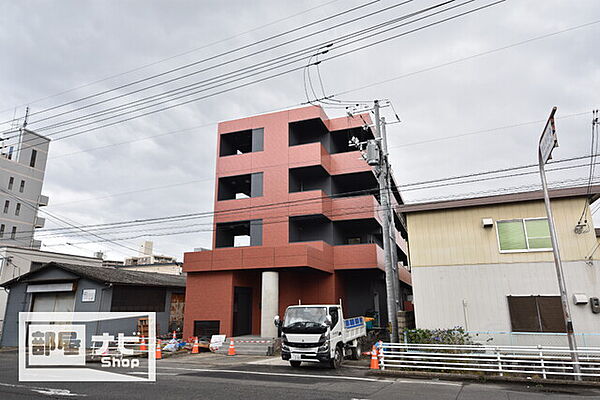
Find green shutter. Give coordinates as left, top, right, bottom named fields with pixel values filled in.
left=525, top=219, right=552, bottom=249
left=497, top=220, right=527, bottom=251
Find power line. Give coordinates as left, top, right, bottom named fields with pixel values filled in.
left=0, top=0, right=343, bottom=117
left=9, top=0, right=501, bottom=153
left=0, top=0, right=387, bottom=128
left=22, top=157, right=600, bottom=241
left=12, top=0, right=438, bottom=137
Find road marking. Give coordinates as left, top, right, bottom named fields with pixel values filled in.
left=0, top=382, right=86, bottom=396
left=246, top=358, right=369, bottom=369
left=157, top=366, right=463, bottom=386
left=158, top=366, right=396, bottom=383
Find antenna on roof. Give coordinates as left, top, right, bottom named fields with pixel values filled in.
left=22, top=107, right=29, bottom=129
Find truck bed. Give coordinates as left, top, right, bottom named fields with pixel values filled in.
left=342, top=317, right=367, bottom=343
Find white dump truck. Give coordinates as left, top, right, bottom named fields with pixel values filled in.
left=274, top=304, right=367, bottom=369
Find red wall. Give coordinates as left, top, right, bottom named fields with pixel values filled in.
left=183, top=271, right=234, bottom=339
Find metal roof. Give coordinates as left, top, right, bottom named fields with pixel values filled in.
left=397, top=185, right=600, bottom=214
left=1, top=262, right=186, bottom=288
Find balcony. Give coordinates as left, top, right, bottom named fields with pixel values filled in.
left=38, top=195, right=49, bottom=207
left=184, top=242, right=334, bottom=273
left=333, top=243, right=385, bottom=271
left=34, top=217, right=45, bottom=229
left=330, top=195, right=381, bottom=223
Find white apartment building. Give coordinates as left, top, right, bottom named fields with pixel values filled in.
left=0, top=128, right=50, bottom=248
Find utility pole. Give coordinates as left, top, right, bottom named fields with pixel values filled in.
left=372, top=100, right=399, bottom=342
left=537, top=106, right=581, bottom=380
left=381, top=117, right=401, bottom=315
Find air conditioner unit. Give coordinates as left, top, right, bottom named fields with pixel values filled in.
left=481, top=218, right=494, bottom=228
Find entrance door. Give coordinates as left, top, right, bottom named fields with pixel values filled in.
left=233, top=287, right=252, bottom=336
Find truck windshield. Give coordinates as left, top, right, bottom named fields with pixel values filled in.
left=282, top=307, right=328, bottom=333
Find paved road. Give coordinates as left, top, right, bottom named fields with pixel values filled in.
left=0, top=351, right=598, bottom=399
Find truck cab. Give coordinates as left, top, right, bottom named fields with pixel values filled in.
left=274, top=304, right=365, bottom=369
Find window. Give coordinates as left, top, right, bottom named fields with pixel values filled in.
left=215, top=220, right=262, bottom=248
left=19, top=180, right=25, bottom=193
left=30, top=149, right=37, bottom=168
left=219, top=128, right=263, bottom=156
left=329, top=307, right=339, bottom=328
left=3, top=200, right=9, bottom=213
left=8, top=177, right=14, bottom=190
left=507, top=295, right=565, bottom=333
left=0, top=224, right=4, bottom=238
left=496, top=218, right=552, bottom=252
left=15, top=203, right=20, bottom=216
left=8, top=146, right=13, bottom=160
left=10, top=226, right=16, bottom=239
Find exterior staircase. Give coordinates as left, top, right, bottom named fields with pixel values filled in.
left=214, top=336, right=277, bottom=356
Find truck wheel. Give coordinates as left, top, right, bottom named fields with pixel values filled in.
left=289, top=361, right=302, bottom=368
left=350, top=344, right=361, bottom=360
left=329, top=346, right=343, bottom=369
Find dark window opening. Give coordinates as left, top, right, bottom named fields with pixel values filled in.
left=19, top=180, right=25, bottom=193
left=289, top=166, right=330, bottom=194
left=289, top=214, right=332, bottom=244
left=10, top=226, right=16, bottom=239
left=110, top=286, right=166, bottom=312
left=330, top=126, right=374, bottom=154
left=507, top=295, right=566, bottom=333
left=220, top=128, right=263, bottom=156
left=333, top=218, right=383, bottom=247
left=15, top=203, right=20, bottom=216
left=329, top=307, right=340, bottom=328
left=218, top=173, right=263, bottom=200
left=0, top=224, right=4, bottom=238
left=332, top=171, right=379, bottom=199
left=3, top=200, right=9, bottom=213
left=30, top=149, right=37, bottom=168
left=215, top=219, right=262, bottom=248
left=8, top=177, right=14, bottom=190
left=194, top=320, right=221, bottom=341
left=289, top=118, right=329, bottom=149
left=8, top=146, right=13, bottom=160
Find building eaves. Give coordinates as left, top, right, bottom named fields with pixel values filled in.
left=397, top=185, right=600, bottom=214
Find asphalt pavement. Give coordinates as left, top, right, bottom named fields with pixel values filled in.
left=0, top=350, right=599, bottom=399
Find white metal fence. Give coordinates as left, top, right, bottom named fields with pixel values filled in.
left=378, top=343, right=600, bottom=380
left=402, top=330, right=600, bottom=348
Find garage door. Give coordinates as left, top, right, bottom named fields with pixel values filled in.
left=32, top=292, right=75, bottom=312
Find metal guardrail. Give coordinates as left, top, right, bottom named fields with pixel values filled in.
left=378, top=343, right=600, bottom=380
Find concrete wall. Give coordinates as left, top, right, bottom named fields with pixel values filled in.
left=412, top=261, right=600, bottom=343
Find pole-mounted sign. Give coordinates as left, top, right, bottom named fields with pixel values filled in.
left=539, top=107, right=558, bottom=164
left=537, top=106, right=581, bottom=380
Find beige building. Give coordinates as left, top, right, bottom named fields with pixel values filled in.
left=399, top=185, right=600, bottom=346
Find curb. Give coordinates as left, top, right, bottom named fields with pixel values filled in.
left=368, top=369, right=600, bottom=388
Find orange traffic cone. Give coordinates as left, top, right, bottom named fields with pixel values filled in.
left=191, top=337, right=199, bottom=354
left=227, top=339, right=236, bottom=356
left=370, top=345, right=379, bottom=370
left=156, top=339, right=162, bottom=359
left=140, top=336, right=147, bottom=352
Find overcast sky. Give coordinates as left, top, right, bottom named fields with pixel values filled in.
left=0, top=0, right=598, bottom=261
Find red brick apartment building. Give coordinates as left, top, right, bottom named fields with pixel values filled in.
left=183, top=106, right=411, bottom=339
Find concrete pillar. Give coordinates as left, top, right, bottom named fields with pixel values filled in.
left=260, top=271, right=279, bottom=338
